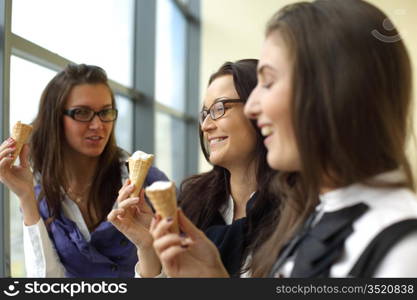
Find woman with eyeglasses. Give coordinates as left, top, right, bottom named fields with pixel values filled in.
left=0, top=64, right=168, bottom=277
left=148, top=0, right=417, bottom=278
left=108, top=59, right=279, bottom=277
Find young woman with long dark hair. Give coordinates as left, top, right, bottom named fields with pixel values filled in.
left=0, top=64, right=168, bottom=277
left=108, top=59, right=279, bottom=277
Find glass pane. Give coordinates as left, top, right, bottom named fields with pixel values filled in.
left=10, top=56, right=57, bottom=132
left=155, top=0, right=187, bottom=112
left=9, top=57, right=57, bottom=277
left=12, top=0, right=134, bottom=87
left=155, top=112, right=186, bottom=185
left=115, top=95, right=134, bottom=153
left=10, top=192, right=24, bottom=277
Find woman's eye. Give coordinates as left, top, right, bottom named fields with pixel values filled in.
left=75, top=109, right=90, bottom=116
left=262, top=82, right=273, bottom=89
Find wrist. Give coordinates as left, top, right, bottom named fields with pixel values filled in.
left=19, top=192, right=41, bottom=226
left=137, top=248, right=162, bottom=278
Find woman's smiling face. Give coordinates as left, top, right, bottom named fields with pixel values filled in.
left=245, top=32, right=300, bottom=172
left=201, top=75, right=257, bottom=169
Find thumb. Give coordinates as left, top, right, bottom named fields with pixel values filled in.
left=20, top=144, right=31, bottom=168
left=138, top=189, right=153, bottom=214
left=177, top=209, right=203, bottom=240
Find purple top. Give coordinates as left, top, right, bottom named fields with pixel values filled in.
left=36, top=165, right=169, bottom=278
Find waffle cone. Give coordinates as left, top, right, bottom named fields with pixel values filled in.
left=145, top=183, right=179, bottom=233
left=11, top=121, right=33, bottom=165
left=128, top=155, right=154, bottom=197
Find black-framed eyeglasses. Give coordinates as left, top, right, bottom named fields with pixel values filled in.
left=199, top=99, right=244, bottom=125
left=63, top=107, right=118, bottom=122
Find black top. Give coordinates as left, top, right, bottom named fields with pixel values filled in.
left=205, top=193, right=258, bottom=277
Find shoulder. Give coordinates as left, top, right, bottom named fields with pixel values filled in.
left=145, top=166, right=169, bottom=185
left=374, top=230, right=417, bottom=277
left=358, top=187, right=417, bottom=228
left=330, top=187, right=417, bottom=276
left=351, top=187, right=417, bottom=248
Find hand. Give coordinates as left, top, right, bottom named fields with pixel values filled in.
left=151, top=209, right=229, bottom=278
left=107, top=179, right=154, bottom=249
left=0, top=139, right=35, bottom=199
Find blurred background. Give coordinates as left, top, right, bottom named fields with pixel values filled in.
left=0, top=0, right=416, bottom=277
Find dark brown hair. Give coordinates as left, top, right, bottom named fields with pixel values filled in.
left=30, top=64, right=123, bottom=227
left=251, top=0, right=414, bottom=276
left=178, top=59, right=280, bottom=274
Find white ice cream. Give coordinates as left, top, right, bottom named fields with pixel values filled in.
left=130, top=150, right=153, bottom=160
left=146, top=181, right=173, bottom=191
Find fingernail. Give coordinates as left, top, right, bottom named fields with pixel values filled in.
left=166, top=217, right=173, bottom=223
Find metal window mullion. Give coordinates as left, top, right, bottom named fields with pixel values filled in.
left=155, top=101, right=195, bottom=122
left=133, top=0, right=157, bottom=154
left=0, top=0, right=12, bottom=278
left=10, top=33, right=142, bottom=102
left=184, top=0, right=200, bottom=178
left=172, top=0, right=199, bottom=24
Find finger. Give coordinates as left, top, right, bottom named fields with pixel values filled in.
left=0, top=152, right=14, bottom=172
left=151, top=216, right=176, bottom=241
left=20, top=144, right=31, bottom=168
left=118, top=179, right=130, bottom=194
left=159, top=246, right=189, bottom=272
left=149, top=214, right=162, bottom=235
left=153, top=233, right=183, bottom=255
left=0, top=144, right=16, bottom=159
left=138, top=190, right=153, bottom=214
left=177, top=209, right=204, bottom=240
left=117, top=197, right=139, bottom=210
left=117, top=183, right=136, bottom=203
left=0, top=138, right=15, bottom=152
left=107, top=208, right=125, bottom=222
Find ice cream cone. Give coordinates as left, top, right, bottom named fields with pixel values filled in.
left=128, top=151, right=154, bottom=197
left=11, top=121, right=33, bottom=165
left=145, top=181, right=179, bottom=233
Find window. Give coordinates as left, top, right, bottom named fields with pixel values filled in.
left=115, top=96, right=134, bottom=153
left=155, top=0, right=187, bottom=112
left=1, top=0, right=200, bottom=277
left=155, top=112, right=186, bottom=184
left=9, top=57, right=57, bottom=277
left=12, top=0, right=134, bottom=87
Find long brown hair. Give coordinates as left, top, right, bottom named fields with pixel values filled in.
left=30, top=64, right=123, bottom=227
left=178, top=59, right=279, bottom=273
left=251, top=0, right=414, bottom=276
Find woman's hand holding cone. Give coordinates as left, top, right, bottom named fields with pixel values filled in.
left=0, top=140, right=35, bottom=199
left=107, top=179, right=154, bottom=249
left=150, top=209, right=229, bottom=278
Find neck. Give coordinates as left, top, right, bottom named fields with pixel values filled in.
left=63, top=149, right=98, bottom=187
left=319, top=186, right=335, bottom=195
left=228, top=160, right=257, bottom=210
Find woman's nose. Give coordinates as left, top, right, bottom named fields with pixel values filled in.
left=244, top=92, right=261, bottom=120
left=88, top=114, right=104, bottom=129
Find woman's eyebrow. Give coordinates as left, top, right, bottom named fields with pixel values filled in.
left=202, top=98, right=227, bottom=110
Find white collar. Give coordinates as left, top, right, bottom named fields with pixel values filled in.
left=219, top=191, right=256, bottom=225
left=318, top=169, right=406, bottom=212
